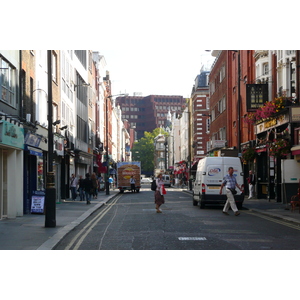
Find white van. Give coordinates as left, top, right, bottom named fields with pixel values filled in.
left=193, top=156, right=244, bottom=209
left=162, top=174, right=171, bottom=187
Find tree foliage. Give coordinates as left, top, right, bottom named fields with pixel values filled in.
left=131, top=128, right=169, bottom=175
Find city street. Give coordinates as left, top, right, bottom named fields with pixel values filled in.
left=54, top=185, right=300, bottom=250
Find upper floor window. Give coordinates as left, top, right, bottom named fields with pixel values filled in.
left=0, top=57, right=16, bottom=107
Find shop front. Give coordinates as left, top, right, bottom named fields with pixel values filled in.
left=0, top=120, right=24, bottom=219
left=23, top=129, right=47, bottom=214
left=255, top=111, right=290, bottom=201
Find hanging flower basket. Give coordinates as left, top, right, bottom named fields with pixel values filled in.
left=244, top=97, right=288, bottom=125
left=242, top=147, right=256, bottom=163
left=268, top=138, right=291, bottom=158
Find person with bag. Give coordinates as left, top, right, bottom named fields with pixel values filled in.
left=219, top=167, right=242, bottom=216
left=154, top=173, right=165, bottom=213
left=247, top=170, right=256, bottom=199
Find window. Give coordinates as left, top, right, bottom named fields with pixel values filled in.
left=263, top=63, right=269, bottom=75
left=0, top=57, right=16, bottom=107
left=52, top=51, right=57, bottom=82
left=220, top=65, right=225, bottom=82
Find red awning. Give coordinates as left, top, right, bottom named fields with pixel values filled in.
left=256, top=147, right=267, bottom=153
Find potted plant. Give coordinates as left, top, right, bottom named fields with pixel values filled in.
left=268, top=138, right=291, bottom=158
left=242, top=147, right=256, bottom=163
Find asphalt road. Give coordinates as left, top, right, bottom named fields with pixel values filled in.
left=54, top=185, right=300, bottom=250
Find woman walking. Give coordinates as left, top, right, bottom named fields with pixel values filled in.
left=154, top=173, right=165, bottom=213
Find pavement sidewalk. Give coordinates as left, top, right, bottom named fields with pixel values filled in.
left=0, top=190, right=119, bottom=250
left=1, top=188, right=300, bottom=250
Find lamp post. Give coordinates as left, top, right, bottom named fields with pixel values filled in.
left=105, top=93, right=128, bottom=195
left=45, top=50, right=56, bottom=228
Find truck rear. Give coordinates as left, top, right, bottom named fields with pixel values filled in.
left=117, top=161, right=141, bottom=193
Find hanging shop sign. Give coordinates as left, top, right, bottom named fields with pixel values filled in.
left=0, top=120, right=24, bottom=149
left=54, top=134, right=64, bottom=156
left=246, top=84, right=268, bottom=111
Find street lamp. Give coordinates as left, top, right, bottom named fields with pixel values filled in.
left=105, top=93, right=128, bottom=195
left=45, top=50, right=56, bottom=228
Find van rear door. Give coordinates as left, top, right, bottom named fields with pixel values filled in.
left=205, top=164, right=224, bottom=194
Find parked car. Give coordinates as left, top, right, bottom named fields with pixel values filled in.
left=141, top=177, right=152, bottom=183
left=162, top=174, right=171, bottom=187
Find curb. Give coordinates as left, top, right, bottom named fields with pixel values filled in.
left=37, top=193, right=119, bottom=250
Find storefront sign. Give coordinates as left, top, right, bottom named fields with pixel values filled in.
left=31, top=194, right=45, bottom=214
left=291, top=107, right=300, bottom=122
left=211, top=140, right=226, bottom=148
left=0, top=120, right=24, bottom=149
left=256, top=112, right=289, bottom=134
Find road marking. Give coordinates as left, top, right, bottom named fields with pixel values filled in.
left=64, top=195, right=122, bottom=250
left=178, top=237, right=207, bottom=241
left=226, top=239, right=273, bottom=242
left=245, top=211, right=300, bottom=231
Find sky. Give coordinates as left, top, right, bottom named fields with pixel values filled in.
left=100, top=47, right=215, bottom=97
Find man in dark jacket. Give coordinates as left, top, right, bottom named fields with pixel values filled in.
left=83, top=173, right=93, bottom=204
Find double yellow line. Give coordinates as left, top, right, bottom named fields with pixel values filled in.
left=246, top=210, right=300, bottom=231
left=65, top=195, right=121, bottom=250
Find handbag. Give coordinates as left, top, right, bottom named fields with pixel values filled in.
left=229, top=188, right=237, bottom=195
left=161, top=185, right=167, bottom=195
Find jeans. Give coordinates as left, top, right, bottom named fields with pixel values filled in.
left=71, top=186, right=77, bottom=200
left=85, top=191, right=91, bottom=203
left=79, top=187, right=85, bottom=201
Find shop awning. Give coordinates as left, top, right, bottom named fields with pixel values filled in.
left=27, top=146, right=43, bottom=157
left=291, top=145, right=300, bottom=155
left=256, top=147, right=267, bottom=153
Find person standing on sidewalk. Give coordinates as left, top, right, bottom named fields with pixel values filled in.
left=247, top=170, right=256, bottom=199
left=220, top=167, right=242, bottom=216
left=70, top=174, right=78, bottom=201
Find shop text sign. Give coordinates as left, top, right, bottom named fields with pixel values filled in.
left=0, top=120, right=24, bottom=149
left=31, top=194, right=45, bottom=214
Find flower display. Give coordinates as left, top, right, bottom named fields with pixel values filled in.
left=244, top=97, right=287, bottom=125
left=268, top=138, right=291, bottom=158
left=241, top=147, right=256, bottom=163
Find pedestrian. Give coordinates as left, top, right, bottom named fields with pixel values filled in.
left=109, top=176, right=114, bottom=189
left=78, top=175, right=85, bottom=201
left=130, top=175, right=136, bottom=193
left=219, top=167, right=242, bottom=216
left=154, top=173, right=165, bottom=213
left=70, top=174, right=78, bottom=201
left=91, top=172, right=98, bottom=199
left=83, top=173, right=93, bottom=204
left=247, top=170, right=256, bottom=199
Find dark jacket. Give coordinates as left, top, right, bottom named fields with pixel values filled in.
left=83, top=177, right=93, bottom=192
